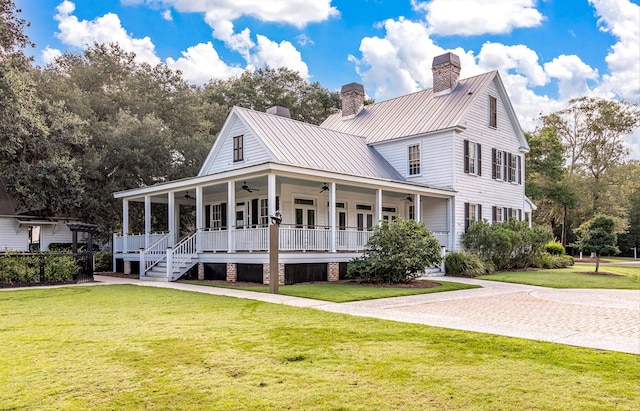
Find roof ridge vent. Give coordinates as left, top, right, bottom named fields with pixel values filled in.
left=266, top=106, right=291, bottom=118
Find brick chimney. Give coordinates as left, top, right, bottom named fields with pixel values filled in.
left=266, top=106, right=291, bottom=118
left=340, top=82, right=365, bottom=118
left=432, top=52, right=461, bottom=96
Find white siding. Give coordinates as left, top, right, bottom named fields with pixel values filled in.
left=0, top=218, right=28, bottom=251
left=41, top=224, right=74, bottom=250
left=452, top=79, right=527, bottom=249
left=372, top=130, right=455, bottom=189
left=422, top=197, right=448, bottom=232
left=202, top=118, right=273, bottom=175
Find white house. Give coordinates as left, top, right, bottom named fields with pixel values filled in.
left=0, top=181, right=77, bottom=252
left=112, top=52, right=534, bottom=283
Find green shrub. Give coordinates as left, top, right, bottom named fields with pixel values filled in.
left=43, top=255, right=77, bottom=282
left=463, top=220, right=553, bottom=271
left=545, top=241, right=565, bottom=255
left=534, top=252, right=575, bottom=269
left=347, top=218, right=443, bottom=283
left=444, top=251, right=487, bottom=277
left=94, top=252, right=112, bottom=272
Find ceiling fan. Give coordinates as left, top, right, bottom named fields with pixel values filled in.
left=320, top=183, right=329, bottom=193
left=184, top=192, right=194, bottom=200
left=240, top=182, right=259, bottom=193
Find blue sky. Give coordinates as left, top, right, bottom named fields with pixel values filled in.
left=17, top=0, right=640, bottom=159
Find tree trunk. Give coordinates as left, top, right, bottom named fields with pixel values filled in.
left=595, top=255, right=600, bottom=273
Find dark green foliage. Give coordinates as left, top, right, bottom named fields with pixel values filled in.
left=93, top=251, right=112, bottom=272
left=444, top=251, right=488, bottom=277
left=545, top=241, right=565, bottom=255
left=463, top=220, right=553, bottom=271
left=0, top=252, right=77, bottom=284
left=574, top=214, right=619, bottom=272
left=534, top=252, right=575, bottom=269
left=347, top=218, right=443, bottom=283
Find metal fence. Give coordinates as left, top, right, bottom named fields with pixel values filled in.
left=0, top=252, right=94, bottom=286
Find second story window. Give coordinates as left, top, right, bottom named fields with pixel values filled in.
left=464, top=140, right=481, bottom=176
left=233, top=135, right=244, bottom=162
left=493, top=149, right=505, bottom=180
left=408, top=144, right=420, bottom=175
left=489, top=96, right=497, bottom=128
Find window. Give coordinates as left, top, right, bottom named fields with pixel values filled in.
left=464, top=140, right=482, bottom=176
left=233, top=135, right=243, bottom=162
left=464, top=202, right=482, bottom=231
left=492, top=149, right=505, bottom=180
left=211, top=204, right=224, bottom=229
left=408, top=144, right=420, bottom=176
left=492, top=206, right=505, bottom=223
left=260, top=199, right=269, bottom=226
left=489, top=96, right=497, bottom=128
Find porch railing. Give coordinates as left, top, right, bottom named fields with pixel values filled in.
left=113, top=232, right=168, bottom=253
left=140, top=233, right=171, bottom=273
left=115, top=228, right=448, bottom=254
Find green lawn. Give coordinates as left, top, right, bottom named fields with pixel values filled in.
left=478, top=264, right=640, bottom=289
left=1, top=285, right=639, bottom=410
left=184, top=280, right=478, bottom=302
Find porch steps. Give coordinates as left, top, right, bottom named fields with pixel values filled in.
left=141, top=259, right=197, bottom=282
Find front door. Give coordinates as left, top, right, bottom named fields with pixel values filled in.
left=294, top=198, right=315, bottom=228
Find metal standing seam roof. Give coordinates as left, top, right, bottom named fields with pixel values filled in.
left=234, top=107, right=406, bottom=182
left=321, top=71, right=498, bottom=144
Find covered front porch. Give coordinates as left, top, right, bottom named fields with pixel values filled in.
left=113, top=163, right=454, bottom=282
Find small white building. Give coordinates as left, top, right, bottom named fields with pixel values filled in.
left=113, top=52, right=534, bottom=283
left=0, top=182, right=76, bottom=252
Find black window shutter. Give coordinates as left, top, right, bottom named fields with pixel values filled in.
left=464, top=140, right=469, bottom=173
left=478, top=204, right=482, bottom=220
left=464, top=202, right=470, bottom=231
left=221, top=203, right=227, bottom=229
left=492, top=206, right=497, bottom=222
left=503, top=152, right=508, bottom=182
left=492, top=148, right=497, bottom=179
left=477, top=144, right=482, bottom=176
left=507, top=153, right=513, bottom=182
left=205, top=205, right=211, bottom=228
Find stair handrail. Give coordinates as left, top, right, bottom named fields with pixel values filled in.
left=140, top=232, right=171, bottom=275
left=166, top=231, right=198, bottom=281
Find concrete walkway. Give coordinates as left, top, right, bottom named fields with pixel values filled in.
left=11, top=275, right=640, bottom=355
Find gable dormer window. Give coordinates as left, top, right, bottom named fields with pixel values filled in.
left=464, top=140, right=481, bottom=176
left=408, top=144, right=420, bottom=176
left=233, top=135, right=244, bottom=162
left=489, top=96, right=497, bottom=128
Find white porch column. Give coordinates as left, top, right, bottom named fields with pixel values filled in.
left=167, top=191, right=176, bottom=246
left=329, top=182, right=336, bottom=252
left=144, top=195, right=151, bottom=247
left=376, top=189, right=383, bottom=225
left=122, top=199, right=129, bottom=252
left=268, top=174, right=276, bottom=215
left=227, top=181, right=235, bottom=253
left=414, top=194, right=421, bottom=222
left=195, top=186, right=203, bottom=252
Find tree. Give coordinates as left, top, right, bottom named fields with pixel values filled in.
left=203, top=66, right=342, bottom=126
left=541, top=97, right=639, bottom=213
left=347, top=218, right=443, bottom=283
left=525, top=128, right=578, bottom=245
left=574, top=214, right=619, bottom=272
left=0, top=1, right=87, bottom=216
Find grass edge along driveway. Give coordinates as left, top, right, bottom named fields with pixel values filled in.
left=479, top=264, right=639, bottom=289
left=1, top=285, right=639, bottom=410
left=183, top=279, right=479, bottom=302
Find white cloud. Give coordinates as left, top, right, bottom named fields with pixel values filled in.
left=166, top=42, right=245, bottom=84
left=54, top=0, right=161, bottom=66
left=477, top=43, right=548, bottom=87
left=543, top=55, right=599, bottom=100
left=133, top=0, right=339, bottom=28
left=413, top=0, right=544, bottom=35
left=589, top=0, right=640, bottom=103
left=248, top=35, right=309, bottom=79
left=42, top=47, right=62, bottom=65
left=161, top=10, right=173, bottom=21
left=297, top=33, right=314, bottom=47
